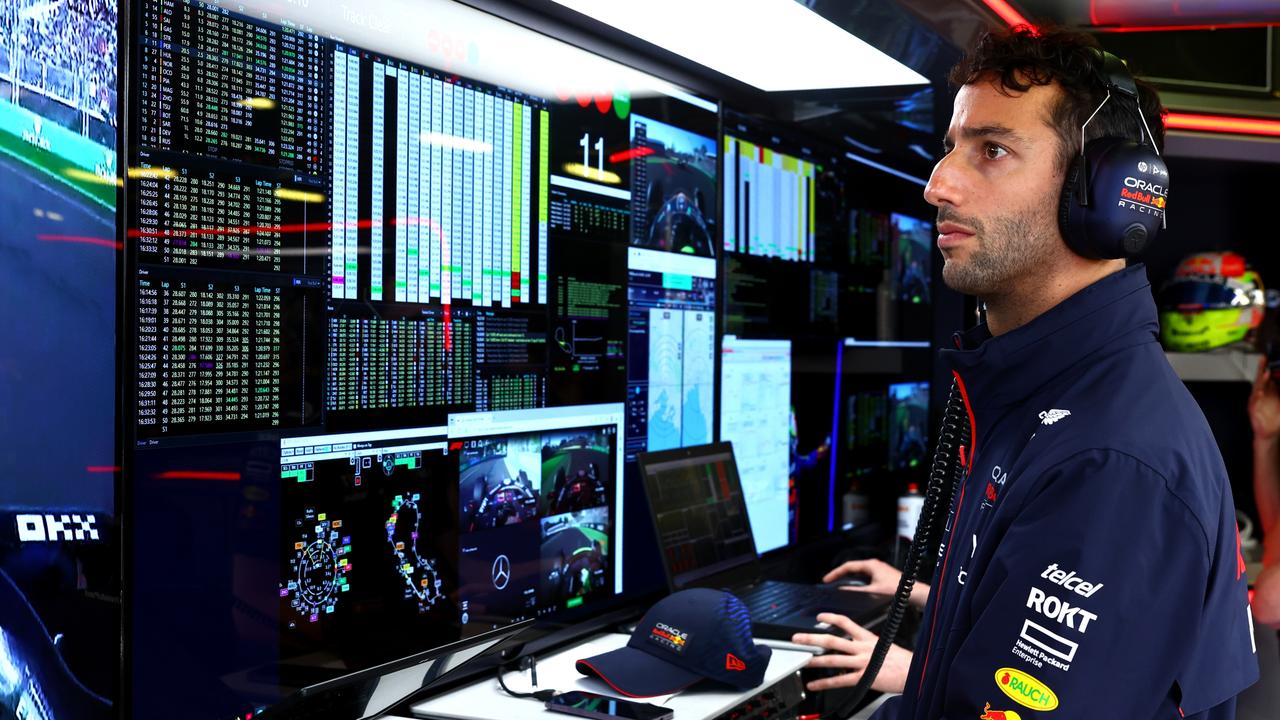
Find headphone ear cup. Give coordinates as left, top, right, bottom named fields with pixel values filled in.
left=1059, top=156, right=1085, bottom=255
left=1068, top=139, right=1166, bottom=260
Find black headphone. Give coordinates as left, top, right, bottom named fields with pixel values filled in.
left=1058, top=50, right=1168, bottom=260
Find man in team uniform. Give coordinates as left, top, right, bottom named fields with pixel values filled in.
left=793, top=26, right=1258, bottom=719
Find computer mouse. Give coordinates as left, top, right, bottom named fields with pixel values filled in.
left=825, top=573, right=871, bottom=588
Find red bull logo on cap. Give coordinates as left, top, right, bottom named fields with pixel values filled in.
left=995, top=667, right=1058, bottom=711
left=979, top=703, right=1022, bottom=720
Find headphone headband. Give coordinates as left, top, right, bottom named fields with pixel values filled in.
left=1095, top=49, right=1138, bottom=100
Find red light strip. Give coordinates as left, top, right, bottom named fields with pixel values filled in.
left=124, top=216, right=444, bottom=239
left=86, top=466, right=121, bottom=473
left=155, top=470, right=242, bottom=481
left=1165, top=112, right=1280, bottom=138
left=977, top=0, right=1034, bottom=29
left=38, top=234, right=124, bottom=250
left=127, top=218, right=367, bottom=239
left=980, top=3, right=1277, bottom=140
left=1093, top=22, right=1279, bottom=33
left=607, top=146, right=654, bottom=163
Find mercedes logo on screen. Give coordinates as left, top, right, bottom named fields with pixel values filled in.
left=491, top=554, right=511, bottom=590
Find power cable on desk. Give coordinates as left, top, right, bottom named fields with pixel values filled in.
left=495, top=654, right=559, bottom=702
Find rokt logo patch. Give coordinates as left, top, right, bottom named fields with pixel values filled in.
left=995, top=667, right=1059, bottom=711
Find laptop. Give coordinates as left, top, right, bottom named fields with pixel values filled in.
left=637, top=442, right=890, bottom=640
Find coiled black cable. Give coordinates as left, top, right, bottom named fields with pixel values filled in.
left=824, top=378, right=971, bottom=719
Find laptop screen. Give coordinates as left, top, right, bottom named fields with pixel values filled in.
left=637, top=443, right=758, bottom=590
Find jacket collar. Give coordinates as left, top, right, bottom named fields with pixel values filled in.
left=939, top=264, right=1159, bottom=433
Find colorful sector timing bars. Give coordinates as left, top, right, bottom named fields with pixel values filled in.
left=722, top=135, right=817, bottom=262
left=332, top=52, right=550, bottom=307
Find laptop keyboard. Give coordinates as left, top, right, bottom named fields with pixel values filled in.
left=740, top=581, right=824, bottom=623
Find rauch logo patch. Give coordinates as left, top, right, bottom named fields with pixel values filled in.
left=995, top=667, right=1059, bottom=711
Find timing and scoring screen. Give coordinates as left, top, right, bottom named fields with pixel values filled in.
left=640, top=444, right=755, bottom=590
left=718, top=337, right=793, bottom=554
left=125, top=0, right=713, bottom=717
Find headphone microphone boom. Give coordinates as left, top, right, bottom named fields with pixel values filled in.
left=1058, top=50, right=1168, bottom=260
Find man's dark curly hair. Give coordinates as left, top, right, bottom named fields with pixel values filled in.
left=949, top=26, right=1166, bottom=174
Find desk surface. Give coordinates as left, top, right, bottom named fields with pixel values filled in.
left=402, top=633, right=815, bottom=720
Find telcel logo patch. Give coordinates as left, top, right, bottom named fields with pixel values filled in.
left=1041, top=563, right=1103, bottom=597
left=995, top=668, right=1058, bottom=711
left=17, top=514, right=99, bottom=542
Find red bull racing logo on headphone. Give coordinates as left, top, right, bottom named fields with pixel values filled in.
left=1118, top=176, right=1166, bottom=215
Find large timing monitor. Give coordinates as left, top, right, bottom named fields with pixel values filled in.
left=132, top=398, right=622, bottom=720
left=720, top=109, right=850, bottom=341
left=0, top=0, right=119, bottom=716
left=125, top=0, right=715, bottom=716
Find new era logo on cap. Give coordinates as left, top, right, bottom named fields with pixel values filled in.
left=576, top=588, right=772, bottom=697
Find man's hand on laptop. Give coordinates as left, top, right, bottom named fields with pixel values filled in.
left=790, top=612, right=912, bottom=693
left=823, top=558, right=929, bottom=610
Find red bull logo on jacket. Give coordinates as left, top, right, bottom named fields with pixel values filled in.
left=979, top=703, right=1021, bottom=720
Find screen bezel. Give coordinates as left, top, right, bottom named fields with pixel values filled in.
left=260, top=618, right=532, bottom=720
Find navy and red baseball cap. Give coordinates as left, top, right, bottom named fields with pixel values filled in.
left=576, top=588, right=772, bottom=698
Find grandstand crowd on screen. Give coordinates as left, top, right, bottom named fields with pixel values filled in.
left=0, top=0, right=117, bottom=125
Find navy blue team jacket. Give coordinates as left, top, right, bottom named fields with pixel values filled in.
left=873, top=265, right=1258, bottom=720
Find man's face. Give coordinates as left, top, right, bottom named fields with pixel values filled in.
left=925, top=77, right=1069, bottom=296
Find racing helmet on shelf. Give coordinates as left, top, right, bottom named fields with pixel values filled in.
left=1158, top=251, right=1265, bottom=352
